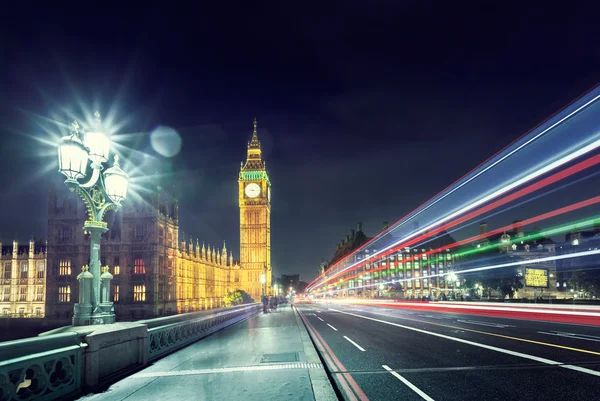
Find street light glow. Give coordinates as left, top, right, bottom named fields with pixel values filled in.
left=58, top=122, right=88, bottom=181
left=104, top=155, right=129, bottom=205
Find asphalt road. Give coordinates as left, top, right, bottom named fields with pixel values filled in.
left=296, top=302, right=600, bottom=401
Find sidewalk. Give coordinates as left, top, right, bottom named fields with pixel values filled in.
left=79, top=305, right=337, bottom=401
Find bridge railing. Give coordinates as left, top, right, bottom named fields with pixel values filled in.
left=0, top=303, right=261, bottom=401
left=140, top=303, right=261, bottom=361
left=0, top=332, right=86, bottom=401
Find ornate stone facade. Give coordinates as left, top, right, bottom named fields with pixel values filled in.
left=0, top=239, right=47, bottom=317
left=46, top=189, right=237, bottom=321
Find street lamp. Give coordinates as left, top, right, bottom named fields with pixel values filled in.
left=260, top=273, right=266, bottom=298
left=57, top=112, right=129, bottom=326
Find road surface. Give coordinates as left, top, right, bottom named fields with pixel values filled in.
left=297, top=302, right=600, bottom=401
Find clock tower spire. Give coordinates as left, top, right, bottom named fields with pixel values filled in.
left=239, top=118, right=272, bottom=300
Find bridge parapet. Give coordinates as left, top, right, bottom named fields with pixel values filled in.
left=0, top=303, right=260, bottom=401
left=0, top=332, right=85, bottom=401
left=141, top=303, right=260, bottom=361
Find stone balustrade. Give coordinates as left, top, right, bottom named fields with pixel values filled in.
left=0, top=303, right=260, bottom=400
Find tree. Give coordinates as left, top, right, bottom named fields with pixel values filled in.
left=223, top=290, right=255, bottom=307
left=480, top=277, right=501, bottom=299
left=569, top=269, right=600, bottom=297
left=481, top=269, right=523, bottom=299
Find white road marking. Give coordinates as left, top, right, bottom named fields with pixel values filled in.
left=382, top=365, right=435, bottom=401
left=327, top=323, right=338, bottom=331
left=538, top=331, right=600, bottom=343
left=317, top=317, right=324, bottom=322
left=419, top=315, right=446, bottom=320
left=344, top=336, right=366, bottom=351
left=457, top=319, right=515, bottom=328
left=330, top=309, right=600, bottom=377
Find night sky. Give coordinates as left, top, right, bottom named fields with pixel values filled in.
left=1, top=2, right=599, bottom=281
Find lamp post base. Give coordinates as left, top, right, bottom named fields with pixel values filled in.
left=72, top=303, right=115, bottom=326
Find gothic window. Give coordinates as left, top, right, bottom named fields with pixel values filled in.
left=114, top=256, right=120, bottom=266
left=58, top=226, right=72, bottom=242
left=134, top=258, right=146, bottom=274
left=19, top=287, right=26, bottom=301
left=114, top=265, right=120, bottom=275
left=2, top=287, right=9, bottom=302
left=35, top=286, right=44, bottom=301
left=114, top=285, right=119, bottom=302
left=58, top=286, right=70, bottom=302
left=20, top=262, right=28, bottom=279
left=59, top=260, right=71, bottom=275
left=134, top=223, right=146, bottom=240
left=3, top=262, right=10, bottom=279
left=134, top=285, right=146, bottom=301
left=37, top=262, right=45, bottom=279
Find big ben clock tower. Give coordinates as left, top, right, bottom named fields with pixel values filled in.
left=239, top=118, right=271, bottom=299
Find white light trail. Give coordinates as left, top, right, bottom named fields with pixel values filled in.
left=309, top=138, right=600, bottom=292
left=324, top=249, right=600, bottom=293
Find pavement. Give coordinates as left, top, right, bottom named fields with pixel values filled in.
left=78, top=304, right=338, bottom=401
left=297, top=301, right=600, bottom=401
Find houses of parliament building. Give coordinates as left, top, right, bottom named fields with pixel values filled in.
left=0, top=120, right=272, bottom=321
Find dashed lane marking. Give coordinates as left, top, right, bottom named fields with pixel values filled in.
left=344, top=336, right=366, bottom=351
left=383, top=365, right=435, bottom=401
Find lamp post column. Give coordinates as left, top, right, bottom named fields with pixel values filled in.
left=87, top=224, right=109, bottom=314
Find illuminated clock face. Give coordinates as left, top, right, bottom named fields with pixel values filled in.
left=245, top=183, right=261, bottom=198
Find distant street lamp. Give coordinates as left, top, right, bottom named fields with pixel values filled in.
left=260, top=273, right=266, bottom=297
left=57, top=112, right=129, bottom=326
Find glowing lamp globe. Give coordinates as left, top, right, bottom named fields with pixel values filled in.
left=103, top=155, right=129, bottom=204
left=260, top=273, right=267, bottom=284
left=84, top=130, right=110, bottom=165
left=84, top=111, right=110, bottom=165
left=58, top=124, right=89, bottom=181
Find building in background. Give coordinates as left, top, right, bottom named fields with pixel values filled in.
left=0, top=239, right=47, bottom=317
left=238, top=119, right=272, bottom=299
left=46, top=189, right=237, bottom=323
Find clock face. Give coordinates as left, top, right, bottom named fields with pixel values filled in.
left=245, top=183, right=261, bottom=198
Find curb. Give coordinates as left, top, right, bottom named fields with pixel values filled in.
left=293, top=306, right=339, bottom=401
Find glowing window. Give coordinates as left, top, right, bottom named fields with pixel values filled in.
left=59, top=260, right=71, bottom=275
left=134, top=285, right=146, bottom=302
left=58, top=286, right=71, bottom=302
left=134, top=259, right=146, bottom=274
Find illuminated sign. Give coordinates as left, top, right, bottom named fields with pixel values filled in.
left=525, top=268, right=549, bottom=288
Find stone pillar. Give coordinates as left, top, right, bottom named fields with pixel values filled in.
left=73, top=265, right=93, bottom=326
left=100, top=266, right=114, bottom=304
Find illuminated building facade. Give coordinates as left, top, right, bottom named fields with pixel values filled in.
left=329, top=230, right=459, bottom=299
left=0, top=239, right=47, bottom=317
left=46, top=189, right=236, bottom=322
left=238, top=118, right=272, bottom=299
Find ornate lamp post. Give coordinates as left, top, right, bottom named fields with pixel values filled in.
left=57, top=112, right=129, bottom=326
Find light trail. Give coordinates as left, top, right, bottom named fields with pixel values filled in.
left=326, top=198, right=600, bottom=285
left=321, top=214, right=600, bottom=292
left=322, top=91, right=600, bottom=274
left=323, top=248, right=600, bottom=294
left=307, top=91, right=600, bottom=291
left=308, top=152, right=600, bottom=291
